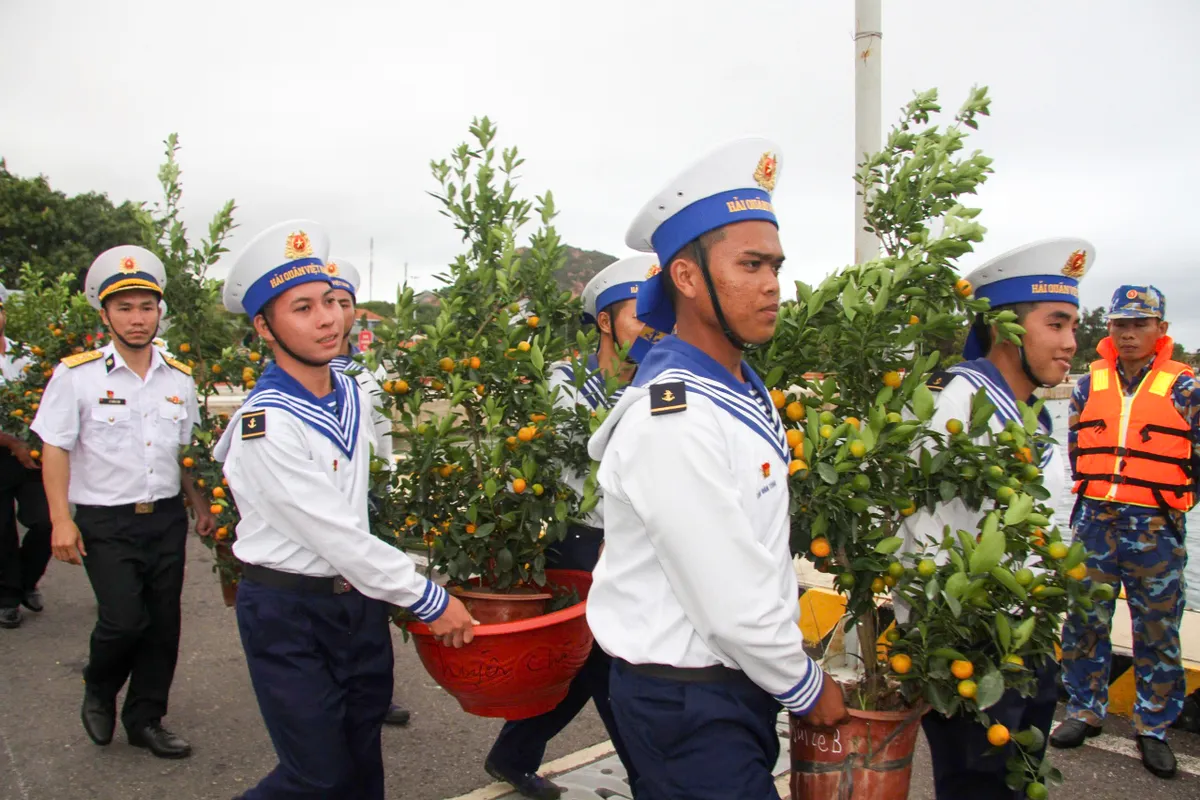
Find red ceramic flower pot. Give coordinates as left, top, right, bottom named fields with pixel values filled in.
left=405, top=569, right=594, bottom=720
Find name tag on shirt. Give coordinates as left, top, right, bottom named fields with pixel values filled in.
left=98, top=397, right=127, bottom=405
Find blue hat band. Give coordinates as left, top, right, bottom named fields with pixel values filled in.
left=976, top=275, right=1079, bottom=308
left=650, top=188, right=777, bottom=265
left=627, top=327, right=665, bottom=364
left=585, top=281, right=641, bottom=323
left=243, top=257, right=332, bottom=317
left=639, top=188, right=778, bottom=334
left=329, top=277, right=356, bottom=296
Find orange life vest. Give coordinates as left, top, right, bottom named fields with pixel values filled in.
left=1072, top=336, right=1196, bottom=511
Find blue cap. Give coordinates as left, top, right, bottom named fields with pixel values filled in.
left=223, top=221, right=333, bottom=317
left=1107, top=285, right=1165, bottom=320
left=961, top=237, right=1094, bottom=359
left=625, top=138, right=781, bottom=333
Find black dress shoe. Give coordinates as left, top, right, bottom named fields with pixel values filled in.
left=1138, top=735, right=1177, bottom=779
left=1049, top=718, right=1102, bottom=749
left=383, top=704, right=411, bottom=726
left=21, top=589, right=43, bottom=612
left=485, top=759, right=563, bottom=800
left=81, top=687, right=115, bottom=746
left=0, top=607, right=20, bottom=629
left=127, top=721, right=192, bottom=759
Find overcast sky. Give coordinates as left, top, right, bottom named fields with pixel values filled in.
left=2, top=1, right=1198, bottom=345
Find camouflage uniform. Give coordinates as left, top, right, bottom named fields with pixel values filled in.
left=1063, top=354, right=1197, bottom=738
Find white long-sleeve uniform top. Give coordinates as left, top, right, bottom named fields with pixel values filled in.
left=897, top=359, right=1067, bottom=621
left=549, top=354, right=626, bottom=530
left=214, top=364, right=445, bottom=621
left=331, top=353, right=392, bottom=463
left=586, top=336, right=825, bottom=715
left=0, top=337, right=31, bottom=383
left=31, top=343, right=198, bottom=505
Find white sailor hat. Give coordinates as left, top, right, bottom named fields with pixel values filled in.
left=961, top=237, right=1094, bottom=358
left=223, top=220, right=332, bottom=317
left=325, top=257, right=360, bottom=296
left=626, top=137, right=781, bottom=333
left=582, top=254, right=658, bottom=324
left=85, top=245, right=167, bottom=310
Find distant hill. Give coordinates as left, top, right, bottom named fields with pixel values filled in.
left=549, top=247, right=618, bottom=294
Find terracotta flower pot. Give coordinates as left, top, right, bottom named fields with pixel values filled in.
left=220, top=578, right=239, bottom=608
left=449, top=585, right=553, bottom=624
left=405, top=569, right=593, bottom=720
left=790, top=705, right=926, bottom=800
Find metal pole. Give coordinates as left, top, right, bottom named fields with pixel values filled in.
left=854, top=0, right=882, bottom=264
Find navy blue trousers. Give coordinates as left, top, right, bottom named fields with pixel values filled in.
left=236, top=578, right=394, bottom=800
left=609, top=660, right=781, bottom=800
left=922, top=659, right=1060, bottom=800
left=488, top=526, right=639, bottom=789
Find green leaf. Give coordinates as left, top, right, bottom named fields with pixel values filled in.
left=975, top=669, right=1005, bottom=710
left=939, top=481, right=957, bottom=503
left=1012, top=616, right=1036, bottom=649
left=925, top=577, right=940, bottom=603
left=484, top=479, right=498, bottom=499
left=495, top=547, right=514, bottom=572
left=765, top=366, right=784, bottom=388
left=554, top=500, right=567, bottom=522
left=875, top=537, right=904, bottom=555
left=969, top=523, right=1005, bottom=574
left=996, top=613, right=1012, bottom=651
left=913, top=383, right=936, bottom=421
left=929, top=647, right=969, bottom=662
left=817, top=463, right=838, bottom=484
left=989, top=567, right=1028, bottom=601
left=945, top=572, right=970, bottom=600
left=530, top=340, right=544, bottom=372
left=1003, top=493, right=1033, bottom=526
left=925, top=681, right=954, bottom=716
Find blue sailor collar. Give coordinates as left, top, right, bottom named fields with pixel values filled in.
left=554, top=353, right=626, bottom=411
left=947, top=358, right=1055, bottom=467
left=245, top=361, right=362, bottom=457
left=635, top=335, right=789, bottom=462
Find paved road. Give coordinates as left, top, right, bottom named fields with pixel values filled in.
left=0, top=535, right=607, bottom=800
left=2, top=533, right=1198, bottom=800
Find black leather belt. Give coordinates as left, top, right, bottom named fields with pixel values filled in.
left=568, top=524, right=605, bottom=541
left=76, top=494, right=182, bottom=516
left=617, top=659, right=744, bottom=683
left=242, top=563, right=355, bottom=595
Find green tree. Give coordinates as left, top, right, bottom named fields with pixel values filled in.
left=0, top=159, right=145, bottom=288
left=1072, top=307, right=1106, bottom=371
left=356, top=300, right=395, bottom=321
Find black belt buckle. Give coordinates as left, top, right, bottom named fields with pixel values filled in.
left=134, top=502, right=155, bottom=515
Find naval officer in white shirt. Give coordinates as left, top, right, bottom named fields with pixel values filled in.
left=586, top=140, right=848, bottom=800
left=32, top=246, right=213, bottom=759
left=213, top=220, right=474, bottom=800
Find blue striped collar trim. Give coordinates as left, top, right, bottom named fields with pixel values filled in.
left=947, top=359, right=1054, bottom=467
left=245, top=364, right=361, bottom=457
left=635, top=336, right=789, bottom=462
left=554, top=355, right=616, bottom=410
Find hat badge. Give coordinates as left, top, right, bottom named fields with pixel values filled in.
left=118, top=256, right=139, bottom=273
left=285, top=231, right=314, bottom=260
left=753, top=152, right=778, bottom=192
left=645, top=263, right=662, bottom=279
left=1061, top=249, right=1087, bottom=279
left=325, top=261, right=340, bottom=277
left=1126, top=289, right=1139, bottom=300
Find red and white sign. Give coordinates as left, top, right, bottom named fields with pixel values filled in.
left=358, top=330, right=373, bottom=350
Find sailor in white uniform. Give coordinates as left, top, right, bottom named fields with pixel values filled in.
left=214, top=221, right=475, bottom=800
left=586, top=139, right=848, bottom=800
left=485, top=255, right=659, bottom=799
left=903, top=238, right=1089, bottom=799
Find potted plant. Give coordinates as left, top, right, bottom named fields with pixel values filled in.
left=754, top=89, right=1097, bottom=799
left=367, top=119, right=605, bottom=719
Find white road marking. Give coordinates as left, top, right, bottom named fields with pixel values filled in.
left=447, top=740, right=617, bottom=800
left=1049, top=722, right=1200, bottom=777
left=0, top=725, right=31, bottom=800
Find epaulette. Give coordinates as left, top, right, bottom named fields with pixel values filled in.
left=926, top=370, right=954, bottom=393
left=164, top=357, right=192, bottom=376
left=650, top=381, right=687, bottom=416
left=60, top=350, right=104, bottom=369
left=241, top=409, right=266, bottom=440
left=152, top=337, right=167, bottom=349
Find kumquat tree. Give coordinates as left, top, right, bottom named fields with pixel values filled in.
left=756, top=88, right=1099, bottom=797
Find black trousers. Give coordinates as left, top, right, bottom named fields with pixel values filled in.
left=76, top=496, right=188, bottom=730
left=0, top=451, right=52, bottom=608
